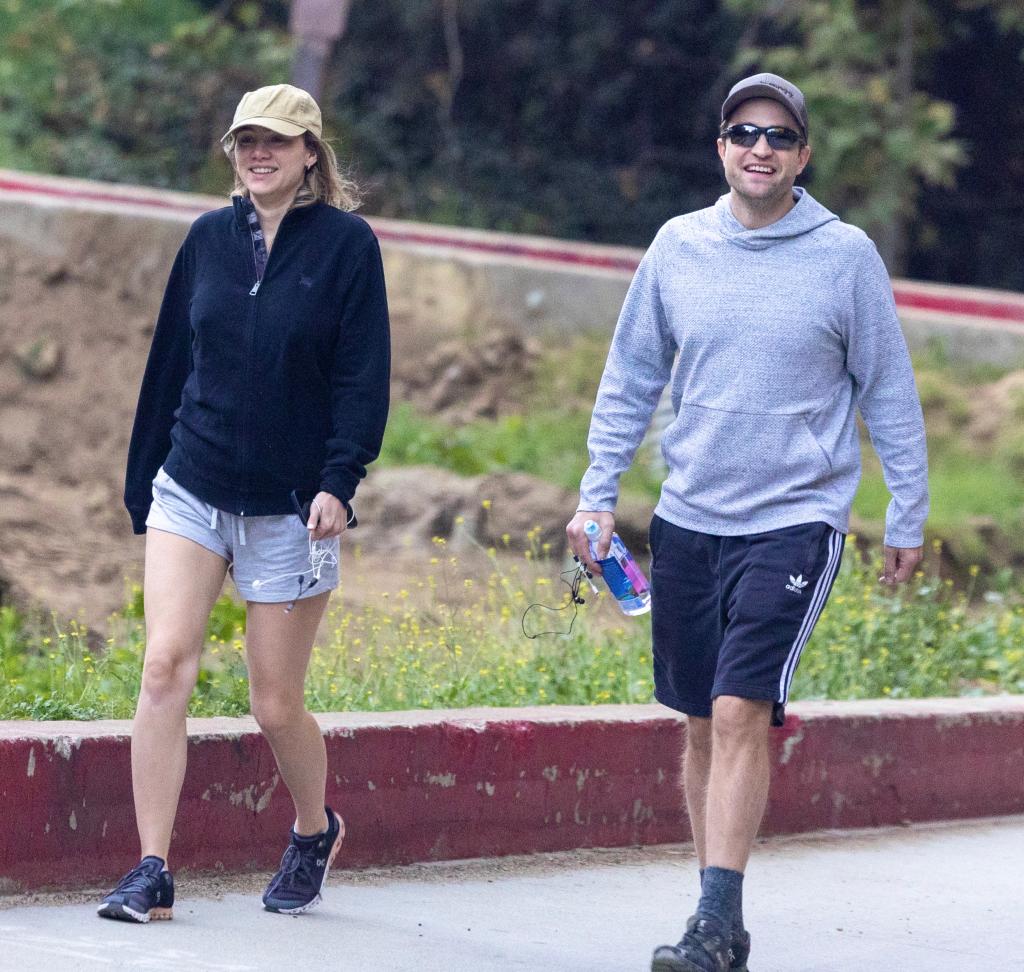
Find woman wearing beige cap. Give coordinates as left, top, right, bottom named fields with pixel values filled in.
left=101, top=84, right=390, bottom=921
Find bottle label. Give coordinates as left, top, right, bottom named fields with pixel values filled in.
left=597, top=555, right=642, bottom=602
left=610, top=538, right=650, bottom=595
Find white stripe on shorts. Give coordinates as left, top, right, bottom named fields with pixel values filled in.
left=778, top=528, right=843, bottom=706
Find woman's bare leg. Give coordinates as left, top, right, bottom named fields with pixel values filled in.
left=245, top=592, right=331, bottom=836
left=132, top=529, right=228, bottom=861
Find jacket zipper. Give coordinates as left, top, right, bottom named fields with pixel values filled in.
left=241, top=220, right=266, bottom=506
left=240, top=282, right=259, bottom=507
left=240, top=207, right=292, bottom=513
left=250, top=232, right=263, bottom=295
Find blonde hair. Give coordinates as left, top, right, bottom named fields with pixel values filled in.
left=223, top=130, right=361, bottom=212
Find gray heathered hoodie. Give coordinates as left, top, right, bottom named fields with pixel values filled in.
left=579, top=188, right=928, bottom=547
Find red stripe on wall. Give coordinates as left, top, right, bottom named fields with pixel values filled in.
left=0, top=175, right=209, bottom=215
left=4, top=174, right=1024, bottom=324
left=892, top=289, right=1024, bottom=324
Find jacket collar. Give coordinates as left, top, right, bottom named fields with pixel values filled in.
left=231, top=194, right=322, bottom=230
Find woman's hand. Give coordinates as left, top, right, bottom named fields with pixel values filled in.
left=307, top=491, right=348, bottom=540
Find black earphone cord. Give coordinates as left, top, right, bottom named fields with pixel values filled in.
left=521, top=562, right=590, bottom=639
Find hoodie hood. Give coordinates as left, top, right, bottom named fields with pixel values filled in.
left=714, top=187, right=838, bottom=250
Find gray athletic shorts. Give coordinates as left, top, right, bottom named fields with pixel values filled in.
left=145, top=467, right=340, bottom=603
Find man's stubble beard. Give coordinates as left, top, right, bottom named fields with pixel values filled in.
left=732, top=179, right=794, bottom=215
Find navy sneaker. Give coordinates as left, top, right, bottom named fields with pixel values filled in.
left=729, top=926, right=751, bottom=971
left=97, top=855, right=174, bottom=923
left=651, top=916, right=731, bottom=972
left=262, top=807, right=345, bottom=915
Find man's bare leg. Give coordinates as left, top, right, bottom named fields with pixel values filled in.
left=683, top=715, right=712, bottom=867
left=704, top=695, right=773, bottom=872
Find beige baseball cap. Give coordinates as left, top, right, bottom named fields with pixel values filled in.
left=222, top=84, right=322, bottom=142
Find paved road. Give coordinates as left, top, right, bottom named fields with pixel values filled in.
left=1, top=816, right=1021, bottom=971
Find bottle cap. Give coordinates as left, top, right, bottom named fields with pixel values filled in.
left=583, top=519, right=600, bottom=538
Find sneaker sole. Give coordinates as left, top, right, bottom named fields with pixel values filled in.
left=651, top=958, right=700, bottom=972
left=97, top=903, right=173, bottom=923
left=652, top=948, right=730, bottom=972
left=264, top=813, right=346, bottom=916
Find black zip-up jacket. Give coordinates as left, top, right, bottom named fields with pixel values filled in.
left=124, top=198, right=390, bottom=534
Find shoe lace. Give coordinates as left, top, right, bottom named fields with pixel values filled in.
left=269, top=843, right=316, bottom=892
left=683, top=918, right=726, bottom=951
left=113, top=862, right=161, bottom=895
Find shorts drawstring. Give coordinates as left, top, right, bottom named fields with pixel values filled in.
left=209, top=505, right=245, bottom=544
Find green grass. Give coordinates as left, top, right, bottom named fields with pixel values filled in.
left=379, top=402, right=663, bottom=499
left=852, top=452, right=1024, bottom=532
left=1, top=544, right=1021, bottom=720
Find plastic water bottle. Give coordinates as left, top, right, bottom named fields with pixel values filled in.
left=583, top=519, right=651, bottom=616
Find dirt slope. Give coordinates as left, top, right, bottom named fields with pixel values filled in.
left=0, top=229, right=166, bottom=628
left=0, top=231, right=592, bottom=631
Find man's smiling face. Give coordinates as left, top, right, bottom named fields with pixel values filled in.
left=717, top=98, right=811, bottom=212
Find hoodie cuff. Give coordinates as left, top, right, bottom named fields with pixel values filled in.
left=128, top=507, right=149, bottom=536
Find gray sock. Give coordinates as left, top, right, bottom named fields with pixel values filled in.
left=695, top=866, right=743, bottom=938
left=699, top=867, right=743, bottom=933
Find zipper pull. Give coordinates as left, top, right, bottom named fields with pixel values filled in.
left=249, top=280, right=261, bottom=296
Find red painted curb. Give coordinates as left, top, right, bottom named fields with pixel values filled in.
left=1, top=699, right=1021, bottom=890
left=4, top=170, right=1024, bottom=324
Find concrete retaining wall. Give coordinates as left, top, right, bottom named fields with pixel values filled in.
left=2, top=698, right=1022, bottom=891
left=3, top=169, right=1024, bottom=360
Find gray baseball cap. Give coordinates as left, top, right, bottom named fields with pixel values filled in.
left=721, top=73, right=808, bottom=139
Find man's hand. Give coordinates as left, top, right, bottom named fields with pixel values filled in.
left=566, top=510, right=615, bottom=575
left=307, top=491, right=348, bottom=541
left=880, top=545, right=923, bottom=585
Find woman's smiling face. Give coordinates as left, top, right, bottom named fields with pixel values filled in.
left=232, top=126, right=316, bottom=206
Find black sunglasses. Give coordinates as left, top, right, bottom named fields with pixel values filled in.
left=721, top=123, right=803, bottom=150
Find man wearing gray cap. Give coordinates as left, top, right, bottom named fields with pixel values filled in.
left=566, top=73, right=927, bottom=971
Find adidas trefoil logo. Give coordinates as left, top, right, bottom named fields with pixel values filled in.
left=785, top=574, right=809, bottom=594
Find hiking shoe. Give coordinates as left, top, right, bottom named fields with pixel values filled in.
left=97, top=856, right=174, bottom=923
left=262, top=807, right=345, bottom=915
left=729, top=926, right=751, bottom=971
left=651, top=916, right=731, bottom=972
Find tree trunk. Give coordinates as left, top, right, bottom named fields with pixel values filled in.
left=878, top=0, right=916, bottom=273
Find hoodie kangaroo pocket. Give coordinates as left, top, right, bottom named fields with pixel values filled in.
left=663, top=403, right=832, bottom=511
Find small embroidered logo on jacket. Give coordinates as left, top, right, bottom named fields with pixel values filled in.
left=786, top=574, right=809, bottom=594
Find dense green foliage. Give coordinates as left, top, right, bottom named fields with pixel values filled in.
left=0, top=1, right=1022, bottom=284
left=333, top=0, right=1023, bottom=284
left=725, top=0, right=966, bottom=272
left=332, top=0, right=736, bottom=244
left=0, top=0, right=288, bottom=191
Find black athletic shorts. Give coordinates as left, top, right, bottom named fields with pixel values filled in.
left=648, top=514, right=845, bottom=727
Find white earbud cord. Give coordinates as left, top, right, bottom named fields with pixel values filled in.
left=252, top=534, right=338, bottom=591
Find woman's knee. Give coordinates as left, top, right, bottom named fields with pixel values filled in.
left=250, top=691, right=306, bottom=736
left=139, top=640, right=200, bottom=706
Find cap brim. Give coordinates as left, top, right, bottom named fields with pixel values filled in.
left=722, top=85, right=805, bottom=134
left=221, top=116, right=308, bottom=142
